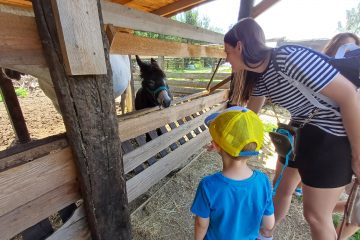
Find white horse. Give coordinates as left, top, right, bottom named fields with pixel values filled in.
left=4, top=54, right=131, bottom=113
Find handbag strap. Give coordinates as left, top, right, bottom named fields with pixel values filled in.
left=264, top=80, right=318, bottom=128
left=272, top=47, right=341, bottom=117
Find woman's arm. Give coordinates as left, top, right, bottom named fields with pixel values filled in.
left=320, top=74, right=360, bottom=179
left=194, top=216, right=209, bottom=240
left=247, top=96, right=266, bottom=114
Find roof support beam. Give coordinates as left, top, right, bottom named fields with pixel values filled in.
left=251, top=0, right=281, bottom=18
left=151, top=0, right=214, bottom=17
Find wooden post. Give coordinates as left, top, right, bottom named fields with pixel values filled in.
left=0, top=69, right=30, bottom=144
left=31, top=1, right=131, bottom=239
left=238, top=0, right=254, bottom=20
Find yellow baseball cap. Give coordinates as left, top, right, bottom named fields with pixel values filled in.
left=205, top=106, right=264, bottom=157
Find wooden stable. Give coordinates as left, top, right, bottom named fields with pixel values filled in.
left=0, top=0, right=280, bottom=239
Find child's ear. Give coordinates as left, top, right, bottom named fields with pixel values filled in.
left=211, top=141, right=221, bottom=152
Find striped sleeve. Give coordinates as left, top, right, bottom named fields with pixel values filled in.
left=279, top=47, right=339, bottom=93
left=252, top=80, right=265, bottom=96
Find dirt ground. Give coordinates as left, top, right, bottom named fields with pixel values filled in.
left=1, top=83, right=311, bottom=239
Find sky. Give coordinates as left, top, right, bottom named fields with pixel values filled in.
left=195, top=0, right=359, bottom=40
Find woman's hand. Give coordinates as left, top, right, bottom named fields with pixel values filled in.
left=352, top=155, right=360, bottom=180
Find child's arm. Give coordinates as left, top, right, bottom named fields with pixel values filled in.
left=260, top=214, right=275, bottom=237
left=194, top=216, right=209, bottom=240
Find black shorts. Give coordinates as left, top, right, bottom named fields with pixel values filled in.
left=279, top=123, right=353, bottom=188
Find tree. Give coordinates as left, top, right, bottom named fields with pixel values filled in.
left=338, top=2, right=360, bottom=34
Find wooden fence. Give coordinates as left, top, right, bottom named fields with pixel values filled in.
left=0, top=1, right=229, bottom=239
left=0, top=90, right=228, bottom=239
left=134, top=71, right=231, bottom=96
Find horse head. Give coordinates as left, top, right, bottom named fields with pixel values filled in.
left=135, top=55, right=172, bottom=110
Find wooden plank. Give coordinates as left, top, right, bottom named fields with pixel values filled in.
left=252, top=0, right=281, bottom=18
left=0, top=147, right=76, bottom=217
left=0, top=0, right=32, bottom=8
left=123, top=103, right=225, bottom=174
left=0, top=12, right=46, bottom=67
left=47, top=205, right=91, bottom=240
left=151, top=0, right=213, bottom=17
left=111, top=32, right=225, bottom=58
left=166, top=79, right=229, bottom=89
left=118, top=90, right=229, bottom=141
left=135, top=72, right=230, bottom=80
left=0, top=135, right=67, bottom=172
left=0, top=182, right=80, bottom=240
left=51, top=0, right=107, bottom=75
left=127, top=130, right=211, bottom=202
left=101, top=1, right=224, bottom=44
left=32, top=1, right=131, bottom=238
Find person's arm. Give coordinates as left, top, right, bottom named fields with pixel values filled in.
left=194, top=216, right=209, bottom=240
left=247, top=96, right=266, bottom=114
left=260, top=214, right=275, bottom=237
left=320, top=74, right=360, bottom=179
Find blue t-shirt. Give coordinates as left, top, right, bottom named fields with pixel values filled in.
left=191, top=170, right=274, bottom=240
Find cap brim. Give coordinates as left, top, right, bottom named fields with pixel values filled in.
left=204, top=106, right=249, bottom=126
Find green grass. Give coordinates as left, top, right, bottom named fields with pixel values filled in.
left=263, top=122, right=278, bottom=133
left=0, top=87, right=28, bottom=102
left=333, top=213, right=360, bottom=240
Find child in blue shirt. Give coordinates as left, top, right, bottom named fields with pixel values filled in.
left=191, top=106, right=275, bottom=240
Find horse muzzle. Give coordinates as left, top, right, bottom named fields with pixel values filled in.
left=157, top=90, right=172, bottom=108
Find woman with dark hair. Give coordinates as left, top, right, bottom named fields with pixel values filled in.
left=224, top=18, right=360, bottom=240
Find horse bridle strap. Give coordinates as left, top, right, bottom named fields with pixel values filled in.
left=145, top=86, right=168, bottom=97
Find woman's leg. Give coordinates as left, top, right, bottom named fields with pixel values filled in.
left=273, top=161, right=301, bottom=225
left=302, top=184, right=344, bottom=240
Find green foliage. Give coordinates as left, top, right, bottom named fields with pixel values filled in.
left=332, top=213, right=360, bottom=240
left=338, top=2, right=360, bottom=34
left=263, top=122, right=277, bottom=133
left=15, top=87, right=29, bottom=98
left=0, top=87, right=28, bottom=102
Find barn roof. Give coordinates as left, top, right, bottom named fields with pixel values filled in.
left=0, top=0, right=215, bottom=17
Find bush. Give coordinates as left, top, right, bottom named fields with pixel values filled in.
left=0, top=87, right=28, bottom=102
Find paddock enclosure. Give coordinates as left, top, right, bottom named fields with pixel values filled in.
left=0, top=0, right=279, bottom=239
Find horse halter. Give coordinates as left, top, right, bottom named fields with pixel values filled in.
left=145, top=85, right=169, bottom=99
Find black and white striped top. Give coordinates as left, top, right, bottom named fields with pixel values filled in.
left=252, top=45, right=346, bottom=136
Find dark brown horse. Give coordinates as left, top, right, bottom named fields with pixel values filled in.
left=135, top=55, right=172, bottom=110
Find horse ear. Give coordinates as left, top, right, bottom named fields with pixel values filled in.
left=150, top=58, right=157, bottom=64
left=136, top=55, right=144, bottom=68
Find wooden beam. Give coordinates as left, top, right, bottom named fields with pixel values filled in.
left=111, top=32, right=225, bottom=58
left=0, top=69, right=30, bottom=143
left=50, top=0, right=107, bottom=75
left=0, top=182, right=80, bottom=240
left=47, top=205, right=90, bottom=240
left=32, top=0, right=131, bottom=239
left=118, top=90, right=229, bottom=141
left=0, top=134, right=67, bottom=171
left=0, top=12, right=46, bottom=67
left=0, top=0, right=32, bottom=8
left=164, top=72, right=229, bottom=80
left=101, top=1, right=224, bottom=44
left=151, top=0, right=214, bottom=17
left=0, top=148, right=76, bottom=217
left=123, top=103, right=225, bottom=173
left=127, top=130, right=211, bottom=202
left=251, top=0, right=281, bottom=18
